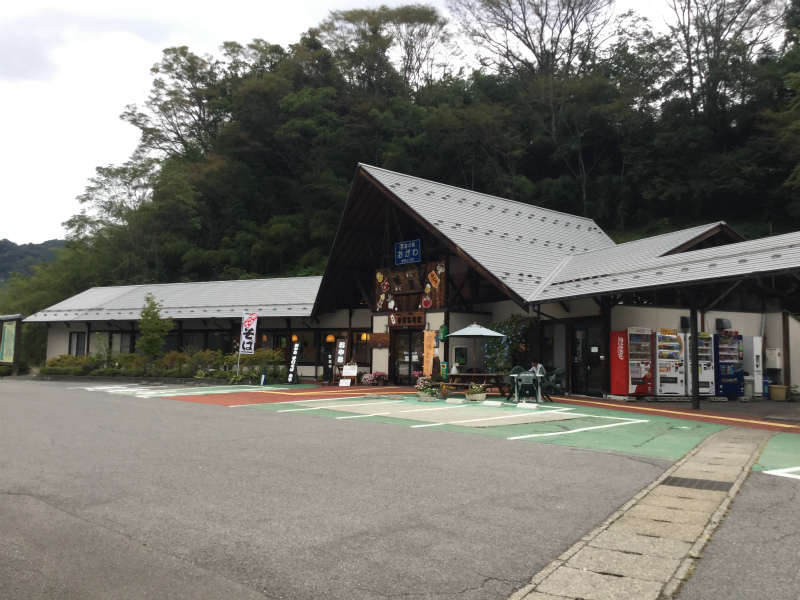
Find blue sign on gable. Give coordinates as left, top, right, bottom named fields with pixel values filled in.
left=395, top=239, right=421, bottom=265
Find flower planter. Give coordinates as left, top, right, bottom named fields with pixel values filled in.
left=770, top=385, right=788, bottom=401
left=465, top=392, right=486, bottom=402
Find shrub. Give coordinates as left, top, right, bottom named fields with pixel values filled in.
left=0, top=365, right=11, bottom=377
left=160, top=351, right=189, bottom=372
left=89, top=368, right=122, bottom=377
left=40, top=366, right=85, bottom=376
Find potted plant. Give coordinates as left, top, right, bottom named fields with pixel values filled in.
left=361, top=373, right=377, bottom=386
left=373, top=371, right=389, bottom=385
left=415, top=377, right=437, bottom=400
left=436, top=384, right=454, bottom=400
left=465, top=384, right=486, bottom=402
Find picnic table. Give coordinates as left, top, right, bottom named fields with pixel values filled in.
left=446, top=372, right=508, bottom=395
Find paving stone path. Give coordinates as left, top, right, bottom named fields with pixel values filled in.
left=509, top=427, right=775, bottom=600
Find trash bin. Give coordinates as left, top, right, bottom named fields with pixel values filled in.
left=763, top=376, right=771, bottom=399
left=743, top=376, right=754, bottom=400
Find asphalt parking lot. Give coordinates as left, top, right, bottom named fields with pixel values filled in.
left=1, top=379, right=672, bottom=600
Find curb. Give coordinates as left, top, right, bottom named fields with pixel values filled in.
left=508, top=427, right=775, bottom=600
left=659, top=430, right=775, bottom=599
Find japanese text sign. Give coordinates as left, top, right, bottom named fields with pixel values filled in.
left=239, top=311, right=258, bottom=354
left=395, top=239, right=421, bottom=265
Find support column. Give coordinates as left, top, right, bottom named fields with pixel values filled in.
left=690, top=304, right=701, bottom=410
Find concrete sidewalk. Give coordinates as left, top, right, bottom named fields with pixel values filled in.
left=509, top=427, right=776, bottom=600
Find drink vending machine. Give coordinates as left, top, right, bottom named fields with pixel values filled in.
left=656, top=329, right=684, bottom=395
left=714, top=330, right=744, bottom=397
left=610, top=327, right=654, bottom=396
left=684, top=332, right=715, bottom=396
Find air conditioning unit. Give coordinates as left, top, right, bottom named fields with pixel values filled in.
left=765, top=348, right=783, bottom=370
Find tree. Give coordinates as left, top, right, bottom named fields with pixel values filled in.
left=666, top=0, right=787, bottom=127
left=137, top=293, right=174, bottom=364
left=447, top=0, right=615, bottom=77
left=121, top=47, right=228, bottom=156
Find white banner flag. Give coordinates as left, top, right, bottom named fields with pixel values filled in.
left=239, top=311, right=258, bottom=354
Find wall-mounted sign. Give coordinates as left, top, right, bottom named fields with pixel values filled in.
left=388, top=311, right=425, bottom=328
left=286, top=341, right=301, bottom=384
left=395, top=239, right=421, bottom=265
left=387, top=269, right=422, bottom=295
left=369, top=333, right=390, bottom=348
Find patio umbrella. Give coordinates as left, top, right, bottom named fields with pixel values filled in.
left=445, top=322, right=505, bottom=371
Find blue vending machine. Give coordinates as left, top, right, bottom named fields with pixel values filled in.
left=714, top=330, right=744, bottom=397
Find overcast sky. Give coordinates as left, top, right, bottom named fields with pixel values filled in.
left=0, top=0, right=664, bottom=245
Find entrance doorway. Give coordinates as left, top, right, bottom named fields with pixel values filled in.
left=391, top=330, right=424, bottom=385
left=571, top=325, right=604, bottom=397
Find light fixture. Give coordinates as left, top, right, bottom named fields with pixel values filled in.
left=326, top=334, right=335, bottom=342
left=361, top=332, right=370, bottom=341
left=291, top=334, right=298, bottom=342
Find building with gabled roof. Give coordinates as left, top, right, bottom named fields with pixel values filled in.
left=25, top=164, right=800, bottom=397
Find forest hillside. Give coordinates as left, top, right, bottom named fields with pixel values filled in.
left=2, top=0, right=799, bottom=364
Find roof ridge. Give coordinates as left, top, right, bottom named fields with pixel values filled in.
left=359, top=163, right=604, bottom=226
left=574, top=222, right=725, bottom=255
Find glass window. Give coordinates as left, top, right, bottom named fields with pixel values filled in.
left=295, top=330, right=316, bottom=364
left=208, top=331, right=231, bottom=353
left=350, top=331, right=370, bottom=365
left=162, top=333, right=180, bottom=354
left=273, top=334, right=287, bottom=350
left=110, top=332, right=132, bottom=355
left=69, top=331, right=86, bottom=357
left=182, top=331, right=205, bottom=352
left=319, top=331, right=341, bottom=363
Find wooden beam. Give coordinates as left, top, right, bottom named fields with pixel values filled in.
left=353, top=273, right=374, bottom=312
left=705, top=280, right=743, bottom=311
left=559, top=301, right=570, bottom=313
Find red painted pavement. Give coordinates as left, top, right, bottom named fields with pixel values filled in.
left=163, top=385, right=418, bottom=407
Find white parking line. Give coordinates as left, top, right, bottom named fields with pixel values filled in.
left=410, top=411, right=544, bottom=428
left=336, top=413, right=392, bottom=419
left=278, top=401, right=402, bottom=413
left=762, top=466, right=800, bottom=480
left=507, top=419, right=648, bottom=440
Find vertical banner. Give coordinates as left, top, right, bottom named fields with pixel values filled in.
left=0, top=321, right=16, bottom=363
left=239, top=312, right=258, bottom=355
left=286, top=341, right=301, bottom=384
left=423, top=330, right=436, bottom=376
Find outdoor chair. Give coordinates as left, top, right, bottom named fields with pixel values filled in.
left=540, top=367, right=566, bottom=402
left=514, top=372, right=539, bottom=403
left=506, top=365, right=527, bottom=399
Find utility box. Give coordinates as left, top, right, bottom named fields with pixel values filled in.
left=765, top=348, right=783, bottom=370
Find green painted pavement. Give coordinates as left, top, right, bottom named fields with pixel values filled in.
left=245, top=397, right=727, bottom=461
left=753, top=432, right=800, bottom=472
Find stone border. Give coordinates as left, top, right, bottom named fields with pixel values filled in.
left=507, top=428, right=773, bottom=600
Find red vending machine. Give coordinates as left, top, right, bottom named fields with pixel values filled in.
left=610, top=328, right=654, bottom=396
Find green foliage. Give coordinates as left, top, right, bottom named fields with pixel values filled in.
left=483, top=314, right=539, bottom=373
left=0, top=239, right=65, bottom=280
left=137, top=293, right=174, bottom=361
left=3, top=0, right=800, bottom=332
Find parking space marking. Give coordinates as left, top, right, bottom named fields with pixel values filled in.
left=762, top=466, right=800, bottom=480
left=336, top=413, right=392, bottom=419
left=410, top=408, right=579, bottom=428
left=507, top=418, right=648, bottom=440
left=277, top=400, right=403, bottom=413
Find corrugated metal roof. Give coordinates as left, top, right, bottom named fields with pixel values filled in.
left=543, top=222, right=726, bottom=286
left=530, top=230, right=800, bottom=302
left=25, top=277, right=322, bottom=323
left=361, top=164, right=616, bottom=300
